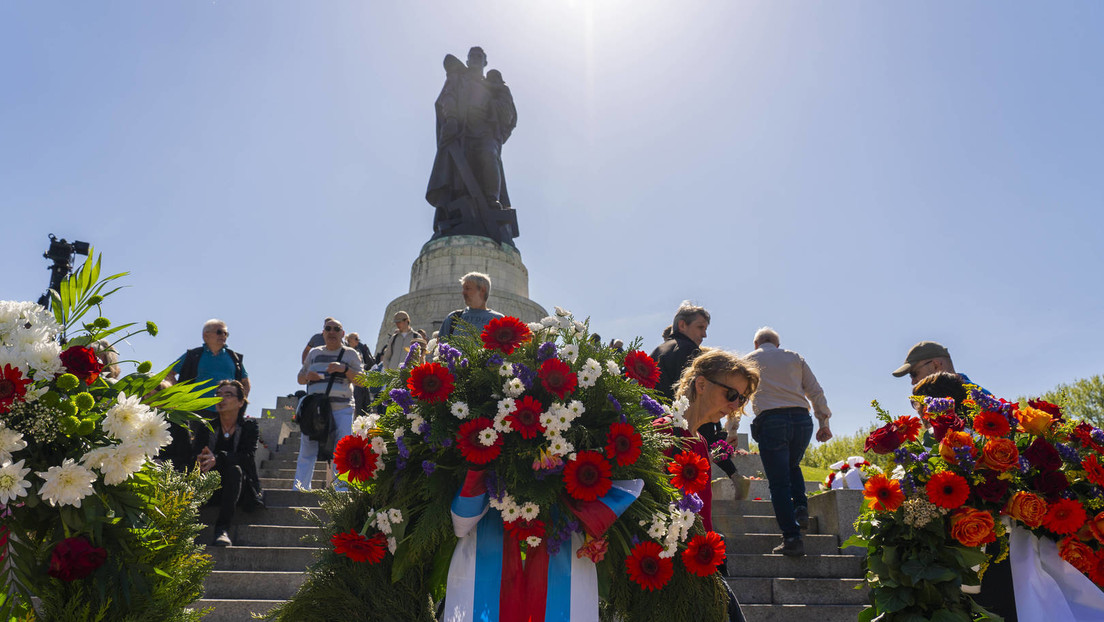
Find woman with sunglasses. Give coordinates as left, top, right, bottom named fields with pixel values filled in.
left=194, top=379, right=265, bottom=546
left=658, top=348, right=759, bottom=622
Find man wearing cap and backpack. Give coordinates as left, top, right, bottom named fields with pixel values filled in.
left=380, top=311, right=420, bottom=370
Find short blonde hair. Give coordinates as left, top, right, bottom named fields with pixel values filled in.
left=460, top=272, right=491, bottom=296
left=674, top=348, right=759, bottom=416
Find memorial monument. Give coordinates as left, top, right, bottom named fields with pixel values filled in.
left=375, top=47, right=547, bottom=352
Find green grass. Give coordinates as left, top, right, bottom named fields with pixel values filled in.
left=801, top=465, right=831, bottom=483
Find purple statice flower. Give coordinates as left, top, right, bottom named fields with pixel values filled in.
left=630, top=535, right=641, bottom=547
left=487, top=354, right=504, bottom=368
left=440, top=438, right=453, bottom=448
left=460, top=358, right=470, bottom=368
left=1061, top=489, right=1078, bottom=500
left=954, top=446, right=976, bottom=470
left=533, top=462, right=565, bottom=481
left=640, top=394, right=665, bottom=417
left=607, top=393, right=625, bottom=422
left=970, top=389, right=1003, bottom=412
left=512, top=362, right=536, bottom=389
left=437, top=342, right=462, bottom=363
left=396, top=436, right=410, bottom=459
left=400, top=341, right=422, bottom=369
left=1018, top=456, right=1032, bottom=472
left=901, top=473, right=918, bottom=495
left=484, top=470, right=506, bottom=502
left=536, top=341, right=558, bottom=362
left=1056, top=442, right=1081, bottom=465
left=894, top=448, right=911, bottom=463
left=397, top=458, right=407, bottom=471
left=676, top=492, right=704, bottom=514
left=1092, top=429, right=1104, bottom=446
left=923, top=397, right=956, bottom=414
left=422, top=460, right=436, bottom=475
left=389, top=388, right=414, bottom=413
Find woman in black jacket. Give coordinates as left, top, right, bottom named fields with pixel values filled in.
left=194, top=379, right=265, bottom=546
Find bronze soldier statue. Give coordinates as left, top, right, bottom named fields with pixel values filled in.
left=426, top=47, right=519, bottom=246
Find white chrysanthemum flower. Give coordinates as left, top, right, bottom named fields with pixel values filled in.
left=388, top=508, right=403, bottom=524
left=0, top=459, right=32, bottom=505
left=501, top=504, right=521, bottom=522
left=37, top=459, right=97, bottom=508
left=131, top=411, right=172, bottom=456
left=527, top=322, right=543, bottom=333
left=0, top=426, right=28, bottom=464
left=584, top=358, right=602, bottom=374
left=393, top=427, right=405, bottom=440
left=540, top=316, right=558, bottom=328
left=0, top=347, right=30, bottom=378
left=647, top=520, right=666, bottom=539
left=554, top=306, right=572, bottom=318
left=22, top=384, right=47, bottom=403
left=371, top=435, right=388, bottom=456
left=493, top=412, right=512, bottom=433
left=567, top=452, right=577, bottom=462
left=659, top=542, right=678, bottom=559
left=559, top=344, right=579, bottom=364
left=387, top=537, right=397, bottom=554
left=102, top=393, right=150, bottom=440
left=450, top=402, right=469, bottom=419
left=408, top=414, right=425, bottom=431
left=81, top=446, right=112, bottom=470
left=566, top=401, right=585, bottom=418
left=670, top=396, right=689, bottom=417
left=577, top=371, right=596, bottom=388
left=97, top=442, right=147, bottom=485
left=547, top=436, right=574, bottom=456
left=376, top=512, right=393, bottom=534
left=504, top=378, right=525, bottom=398
left=520, top=502, right=540, bottom=521
left=498, top=363, right=514, bottom=378
left=605, top=360, right=621, bottom=377
left=23, top=341, right=63, bottom=378
left=557, top=316, right=574, bottom=332
left=526, top=536, right=542, bottom=548
left=478, top=428, right=498, bottom=447
left=351, top=415, right=377, bottom=438
left=539, top=412, right=557, bottom=431
left=496, top=398, right=516, bottom=417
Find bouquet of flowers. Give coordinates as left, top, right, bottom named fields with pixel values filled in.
left=269, top=308, right=729, bottom=621
left=1, top=254, right=218, bottom=620
left=818, top=455, right=879, bottom=491
left=846, top=388, right=1104, bottom=620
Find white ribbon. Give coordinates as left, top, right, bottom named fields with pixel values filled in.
left=1009, top=523, right=1104, bottom=621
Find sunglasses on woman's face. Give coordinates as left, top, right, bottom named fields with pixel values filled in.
left=324, top=325, right=343, bottom=332
left=216, top=391, right=238, bottom=398
left=704, top=376, right=749, bottom=406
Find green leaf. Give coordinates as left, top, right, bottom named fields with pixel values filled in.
left=876, top=585, right=916, bottom=613
left=901, top=559, right=958, bottom=582
left=931, top=609, right=972, bottom=622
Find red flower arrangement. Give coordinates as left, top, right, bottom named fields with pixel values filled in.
left=1042, top=498, right=1087, bottom=536
left=0, top=364, right=33, bottom=413
left=331, top=530, right=387, bottom=563
left=864, top=422, right=904, bottom=454
left=59, top=346, right=102, bottom=385
left=456, top=418, right=502, bottom=465
left=333, top=435, right=379, bottom=482
left=668, top=451, right=710, bottom=495
left=407, top=362, right=455, bottom=403
left=979, top=438, right=1019, bottom=472
left=504, top=518, right=545, bottom=541
left=893, top=415, right=923, bottom=442
left=506, top=395, right=545, bottom=439
left=863, top=474, right=905, bottom=512
left=539, top=358, right=577, bottom=399
left=625, top=540, right=673, bottom=591
left=1059, top=536, right=1096, bottom=575
left=1083, top=454, right=1104, bottom=488
left=47, top=536, right=107, bottom=581
left=563, top=451, right=613, bottom=501
left=480, top=316, right=531, bottom=355
left=949, top=507, right=996, bottom=548
left=605, top=422, right=643, bottom=466
left=926, top=471, right=970, bottom=509
left=681, top=531, right=726, bottom=577
left=622, top=351, right=660, bottom=389
left=972, top=410, right=1011, bottom=438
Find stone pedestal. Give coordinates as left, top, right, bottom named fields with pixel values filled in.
left=375, top=236, right=548, bottom=353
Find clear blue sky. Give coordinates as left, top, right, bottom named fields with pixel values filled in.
left=3, top=2, right=1101, bottom=439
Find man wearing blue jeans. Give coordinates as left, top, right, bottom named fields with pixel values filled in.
left=295, top=317, right=363, bottom=491
left=746, top=327, right=833, bottom=557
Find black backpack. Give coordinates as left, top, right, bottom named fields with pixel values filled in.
left=295, top=349, right=345, bottom=442
left=178, top=346, right=244, bottom=382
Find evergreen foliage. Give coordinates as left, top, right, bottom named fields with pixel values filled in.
left=1022, top=374, right=1104, bottom=428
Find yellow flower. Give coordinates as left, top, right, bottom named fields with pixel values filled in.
left=1018, top=406, right=1053, bottom=436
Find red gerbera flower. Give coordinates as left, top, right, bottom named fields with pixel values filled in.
left=926, top=471, right=970, bottom=509
left=504, top=518, right=546, bottom=541
left=972, top=410, right=1011, bottom=438
left=1084, top=454, right=1104, bottom=488
left=456, top=417, right=502, bottom=465
left=681, top=531, right=726, bottom=577
left=625, top=540, right=673, bottom=591
left=539, top=358, right=577, bottom=399
left=668, top=451, right=710, bottom=495
left=563, top=451, right=613, bottom=501
left=331, top=530, right=387, bottom=563
left=622, top=351, right=660, bottom=389
left=0, top=364, right=33, bottom=414
left=892, top=415, right=923, bottom=442
left=863, top=474, right=906, bottom=512
left=506, top=395, right=545, bottom=439
left=407, top=362, right=455, bottom=403
left=1043, top=498, right=1087, bottom=536
left=480, top=316, right=531, bottom=355
left=605, top=422, right=643, bottom=466
left=333, top=435, right=379, bottom=482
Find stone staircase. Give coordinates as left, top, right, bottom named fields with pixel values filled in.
left=190, top=405, right=868, bottom=621
left=193, top=402, right=328, bottom=621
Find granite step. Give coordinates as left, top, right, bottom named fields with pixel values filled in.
left=724, top=554, right=864, bottom=579
left=726, top=533, right=841, bottom=556
left=206, top=545, right=319, bottom=572
left=741, top=604, right=866, bottom=622
left=729, top=577, right=869, bottom=605
left=199, top=523, right=322, bottom=547
left=193, top=599, right=284, bottom=622
left=713, top=514, right=821, bottom=535
left=203, top=570, right=306, bottom=600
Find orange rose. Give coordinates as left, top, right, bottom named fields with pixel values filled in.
left=949, top=507, right=996, bottom=548
left=939, top=430, right=977, bottom=464
left=1059, top=536, right=1096, bottom=575
left=979, top=438, right=1019, bottom=472
left=1005, top=491, right=1048, bottom=528
left=1018, top=405, right=1053, bottom=436
left=1089, top=511, right=1104, bottom=545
